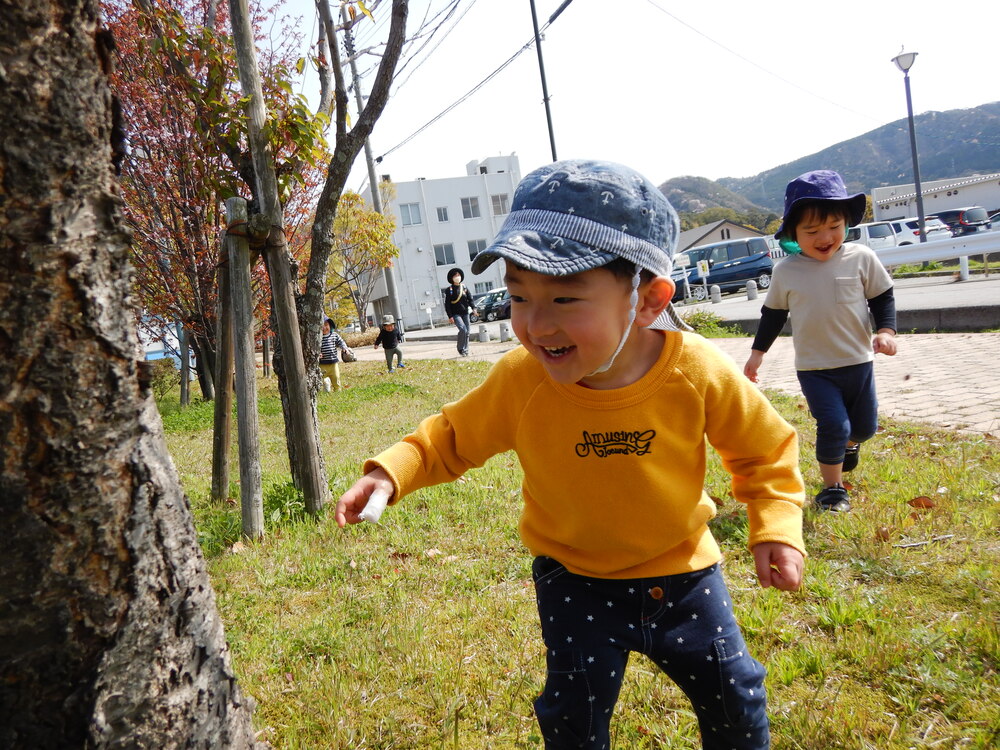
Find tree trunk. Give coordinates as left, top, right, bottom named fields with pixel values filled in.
left=0, top=1, right=259, bottom=746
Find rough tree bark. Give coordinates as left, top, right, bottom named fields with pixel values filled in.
left=0, top=1, right=259, bottom=746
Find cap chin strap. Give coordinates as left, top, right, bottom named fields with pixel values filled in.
left=588, top=268, right=641, bottom=376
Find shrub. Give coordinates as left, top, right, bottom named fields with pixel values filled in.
left=149, top=358, right=179, bottom=401
left=680, top=309, right=744, bottom=338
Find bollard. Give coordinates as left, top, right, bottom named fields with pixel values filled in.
left=710, top=284, right=722, bottom=304
left=746, top=279, right=758, bottom=300
left=499, top=322, right=513, bottom=342
left=478, top=324, right=490, bottom=343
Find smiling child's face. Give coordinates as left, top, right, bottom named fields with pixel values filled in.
left=504, top=265, right=672, bottom=389
left=795, top=207, right=848, bottom=262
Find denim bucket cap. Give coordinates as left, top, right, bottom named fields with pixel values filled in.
left=775, top=170, right=866, bottom=240
left=472, top=159, right=690, bottom=331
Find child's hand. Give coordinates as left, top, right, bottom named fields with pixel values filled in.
left=752, top=542, right=804, bottom=591
left=336, top=468, right=394, bottom=528
left=873, top=331, right=897, bottom=356
left=743, top=350, right=765, bottom=383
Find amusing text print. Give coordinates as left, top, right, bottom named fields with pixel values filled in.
left=575, top=430, right=655, bottom=458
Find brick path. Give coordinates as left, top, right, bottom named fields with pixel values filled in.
left=367, top=332, right=1000, bottom=437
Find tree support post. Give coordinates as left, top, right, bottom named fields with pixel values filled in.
left=226, top=198, right=264, bottom=540
left=210, top=248, right=234, bottom=502
left=229, top=0, right=327, bottom=513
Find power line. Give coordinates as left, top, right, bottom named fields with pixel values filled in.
left=376, top=35, right=539, bottom=162
left=642, top=0, right=874, bottom=123
left=376, top=8, right=566, bottom=163
left=392, top=0, right=477, bottom=93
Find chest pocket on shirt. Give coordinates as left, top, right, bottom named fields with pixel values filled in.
left=835, top=277, right=864, bottom=304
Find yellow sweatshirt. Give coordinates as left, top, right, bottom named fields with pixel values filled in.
left=366, top=331, right=805, bottom=579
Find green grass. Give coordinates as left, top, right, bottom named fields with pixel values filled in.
left=893, top=256, right=996, bottom=275
left=162, top=359, right=1000, bottom=749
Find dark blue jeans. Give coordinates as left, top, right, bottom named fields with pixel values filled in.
left=796, top=362, right=878, bottom=465
left=532, top=557, right=770, bottom=749
left=453, top=311, right=471, bottom=354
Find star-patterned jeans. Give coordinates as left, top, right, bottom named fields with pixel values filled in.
left=531, top=556, right=769, bottom=750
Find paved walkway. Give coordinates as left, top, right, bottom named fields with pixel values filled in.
left=357, top=331, right=1000, bottom=437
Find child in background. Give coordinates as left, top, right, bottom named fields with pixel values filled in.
left=338, top=160, right=806, bottom=749
left=443, top=266, right=473, bottom=357
left=744, top=170, right=897, bottom=513
left=319, top=317, right=350, bottom=391
left=373, top=314, right=405, bottom=373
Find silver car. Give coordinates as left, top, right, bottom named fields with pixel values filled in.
left=888, top=217, right=953, bottom=244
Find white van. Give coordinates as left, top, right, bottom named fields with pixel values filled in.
left=846, top=221, right=897, bottom=251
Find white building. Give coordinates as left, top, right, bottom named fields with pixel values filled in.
left=364, top=155, right=521, bottom=329
left=872, top=172, right=1000, bottom=221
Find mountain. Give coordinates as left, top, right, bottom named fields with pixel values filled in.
left=660, top=101, right=1000, bottom=216
left=657, top=175, right=769, bottom=215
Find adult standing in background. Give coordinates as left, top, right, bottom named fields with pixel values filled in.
left=444, top=267, right=473, bottom=357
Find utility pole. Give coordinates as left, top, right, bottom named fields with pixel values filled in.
left=529, top=0, right=574, bottom=162
left=342, top=7, right=404, bottom=330
left=529, top=0, right=557, bottom=162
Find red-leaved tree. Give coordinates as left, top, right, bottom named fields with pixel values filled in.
left=105, top=0, right=326, bottom=397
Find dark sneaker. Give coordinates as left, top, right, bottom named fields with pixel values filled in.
left=815, top=484, right=851, bottom=512
left=842, top=444, right=860, bottom=472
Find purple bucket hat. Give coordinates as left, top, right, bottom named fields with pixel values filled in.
left=774, top=170, right=866, bottom=239
left=472, top=159, right=690, bottom=331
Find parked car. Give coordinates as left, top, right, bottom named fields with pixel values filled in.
left=845, top=221, right=897, bottom=251
left=469, top=292, right=492, bottom=323
left=989, top=211, right=1000, bottom=230
left=931, top=206, right=992, bottom=236
left=887, top=217, right=953, bottom=244
left=671, top=236, right=773, bottom=301
left=475, top=287, right=510, bottom=321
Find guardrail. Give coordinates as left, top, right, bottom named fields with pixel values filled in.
left=875, top=230, right=1000, bottom=266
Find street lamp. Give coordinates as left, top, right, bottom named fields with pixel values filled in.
left=892, top=50, right=927, bottom=243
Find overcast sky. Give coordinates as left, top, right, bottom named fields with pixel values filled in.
left=278, top=0, right=1000, bottom=193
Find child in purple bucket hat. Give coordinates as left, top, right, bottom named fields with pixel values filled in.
left=744, top=170, right=898, bottom=512
left=338, top=159, right=806, bottom=749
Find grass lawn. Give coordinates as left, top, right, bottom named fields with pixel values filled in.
left=161, top=356, right=1000, bottom=749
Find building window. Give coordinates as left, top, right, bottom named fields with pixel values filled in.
left=491, top=193, right=510, bottom=215
left=400, top=203, right=422, bottom=226
left=467, top=239, right=487, bottom=260
left=721, top=228, right=731, bottom=240
left=436, top=206, right=449, bottom=222
left=474, top=281, right=494, bottom=295
left=433, top=243, right=455, bottom=266
left=461, top=197, right=481, bottom=219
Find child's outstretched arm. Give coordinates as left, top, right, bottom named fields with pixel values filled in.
left=752, top=542, right=803, bottom=591
left=868, top=287, right=896, bottom=356
left=743, top=350, right=765, bottom=383
left=744, top=306, right=788, bottom=382
left=336, top=468, right=394, bottom=527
